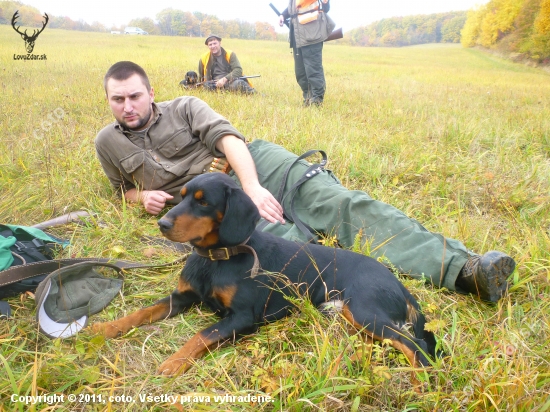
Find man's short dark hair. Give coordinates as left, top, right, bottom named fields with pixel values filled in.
left=103, top=61, right=151, bottom=94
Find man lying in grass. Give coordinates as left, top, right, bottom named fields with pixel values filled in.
left=95, top=61, right=516, bottom=303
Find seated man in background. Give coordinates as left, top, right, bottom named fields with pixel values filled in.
left=198, top=35, right=255, bottom=94
left=95, top=61, right=516, bottom=304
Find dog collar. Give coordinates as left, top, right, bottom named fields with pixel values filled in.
left=194, top=243, right=260, bottom=278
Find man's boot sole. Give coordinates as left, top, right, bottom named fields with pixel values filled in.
left=479, top=252, right=516, bottom=302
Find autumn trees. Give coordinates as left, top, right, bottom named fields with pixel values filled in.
left=461, top=0, right=550, bottom=59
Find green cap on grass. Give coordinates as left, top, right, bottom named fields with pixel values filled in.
left=35, top=261, right=123, bottom=338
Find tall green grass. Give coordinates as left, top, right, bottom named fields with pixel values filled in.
left=0, top=26, right=549, bottom=410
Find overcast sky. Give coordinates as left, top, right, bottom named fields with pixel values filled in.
left=25, top=1, right=487, bottom=32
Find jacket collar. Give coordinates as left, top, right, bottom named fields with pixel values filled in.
left=211, top=47, right=227, bottom=58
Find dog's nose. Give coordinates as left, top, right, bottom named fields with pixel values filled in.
left=157, top=219, right=173, bottom=232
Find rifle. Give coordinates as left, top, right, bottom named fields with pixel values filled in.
left=325, top=27, right=343, bottom=42
left=269, top=2, right=343, bottom=42
left=270, top=3, right=289, bottom=28
left=196, top=75, right=261, bottom=87
left=31, top=211, right=93, bottom=230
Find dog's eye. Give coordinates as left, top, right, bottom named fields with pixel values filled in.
left=198, top=200, right=208, bottom=207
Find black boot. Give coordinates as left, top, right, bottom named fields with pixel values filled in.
left=455, top=251, right=516, bottom=302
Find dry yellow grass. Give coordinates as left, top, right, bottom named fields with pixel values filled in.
left=0, top=26, right=549, bottom=410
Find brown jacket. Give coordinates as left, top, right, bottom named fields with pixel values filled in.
left=95, top=97, right=246, bottom=203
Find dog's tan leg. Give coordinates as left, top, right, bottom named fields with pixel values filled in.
left=92, top=278, right=200, bottom=339
left=156, top=310, right=257, bottom=376
left=157, top=330, right=218, bottom=376
left=91, top=301, right=172, bottom=338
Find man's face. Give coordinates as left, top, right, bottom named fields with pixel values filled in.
left=207, top=39, right=221, bottom=56
left=106, top=73, right=155, bottom=131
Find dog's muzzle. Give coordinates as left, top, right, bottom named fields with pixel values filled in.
left=158, top=219, right=173, bottom=232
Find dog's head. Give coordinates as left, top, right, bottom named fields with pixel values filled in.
left=158, top=173, right=260, bottom=248
left=179, top=71, right=199, bottom=89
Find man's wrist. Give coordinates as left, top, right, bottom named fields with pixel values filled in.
left=125, top=188, right=147, bottom=204
left=240, top=180, right=262, bottom=195
left=138, top=190, right=147, bottom=204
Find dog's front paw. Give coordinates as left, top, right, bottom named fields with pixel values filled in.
left=90, top=321, right=126, bottom=339
left=157, top=356, right=189, bottom=377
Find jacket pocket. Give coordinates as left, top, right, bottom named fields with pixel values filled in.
left=156, top=128, right=193, bottom=158
left=119, top=150, right=178, bottom=190
left=300, top=18, right=323, bottom=44
left=300, top=12, right=335, bottom=44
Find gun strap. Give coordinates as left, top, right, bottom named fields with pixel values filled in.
left=257, top=149, right=327, bottom=241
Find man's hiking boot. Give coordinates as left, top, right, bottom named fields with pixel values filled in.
left=304, top=98, right=323, bottom=107
left=455, top=251, right=516, bottom=302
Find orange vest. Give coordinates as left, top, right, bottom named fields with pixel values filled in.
left=201, top=48, right=232, bottom=79
left=296, top=0, right=320, bottom=24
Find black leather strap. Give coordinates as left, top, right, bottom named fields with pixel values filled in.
left=0, top=255, right=189, bottom=289
left=0, top=235, right=191, bottom=289
left=270, top=149, right=327, bottom=241
left=194, top=244, right=260, bottom=278
left=275, top=149, right=327, bottom=202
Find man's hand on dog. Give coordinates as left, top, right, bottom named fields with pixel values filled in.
left=243, top=184, right=285, bottom=224
left=215, top=135, right=285, bottom=224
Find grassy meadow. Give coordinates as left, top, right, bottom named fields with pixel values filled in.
left=1, top=25, right=549, bottom=411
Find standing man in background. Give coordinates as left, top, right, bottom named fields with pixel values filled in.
left=279, top=0, right=335, bottom=106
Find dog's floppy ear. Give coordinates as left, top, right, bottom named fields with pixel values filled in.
left=218, top=187, right=260, bottom=246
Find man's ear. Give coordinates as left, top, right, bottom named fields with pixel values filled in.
left=218, top=187, right=260, bottom=246
left=149, top=87, right=155, bottom=103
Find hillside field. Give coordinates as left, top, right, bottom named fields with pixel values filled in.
left=1, top=26, right=549, bottom=411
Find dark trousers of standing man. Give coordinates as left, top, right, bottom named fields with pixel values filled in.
left=293, top=41, right=325, bottom=106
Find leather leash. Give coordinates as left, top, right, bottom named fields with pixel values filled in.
left=0, top=237, right=192, bottom=290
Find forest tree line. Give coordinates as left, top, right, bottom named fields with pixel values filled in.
left=342, top=12, right=467, bottom=47
left=2, top=0, right=550, bottom=59
left=461, top=0, right=550, bottom=60
left=318, top=0, right=549, bottom=60
left=0, top=1, right=279, bottom=41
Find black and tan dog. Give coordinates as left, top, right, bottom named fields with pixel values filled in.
left=92, top=173, right=437, bottom=376
left=179, top=70, right=199, bottom=89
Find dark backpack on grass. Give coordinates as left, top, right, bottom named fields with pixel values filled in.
left=0, top=224, right=191, bottom=320
left=0, top=225, right=67, bottom=316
